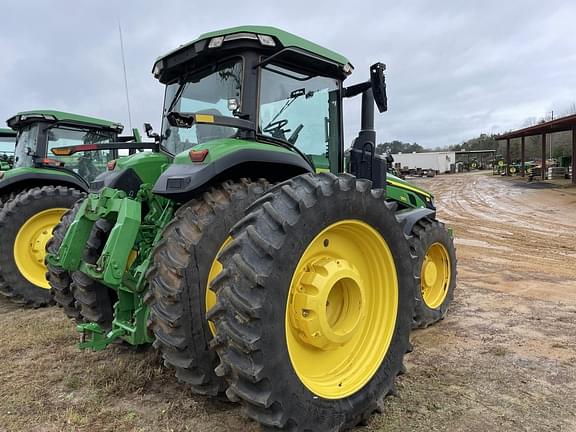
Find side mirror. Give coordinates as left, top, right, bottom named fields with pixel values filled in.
left=370, top=63, right=388, bottom=113
left=144, top=123, right=154, bottom=137
left=166, top=112, right=195, bottom=128
left=144, top=122, right=161, bottom=141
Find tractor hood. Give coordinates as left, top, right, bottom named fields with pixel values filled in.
left=386, top=173, right=433, bottom=200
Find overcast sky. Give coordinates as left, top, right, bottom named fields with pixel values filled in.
left=1, top=0, right=575, bottom=148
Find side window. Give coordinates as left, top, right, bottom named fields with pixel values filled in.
left=47, top=127, right=116, bottom=182
left=259, top=64, right=341, bottom=172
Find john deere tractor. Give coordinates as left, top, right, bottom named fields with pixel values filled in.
left=48, top=26, right=456, bottom=431
left=0, top=110, right=140, bottom=307
left=0, top=127, right=16, bottom=170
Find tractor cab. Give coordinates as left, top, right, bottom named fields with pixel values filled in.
left=151, top=26, right=389, bottom=200
left=0, top=128, right=16, bottom=170
left=6, top=110, right=125, bottom=183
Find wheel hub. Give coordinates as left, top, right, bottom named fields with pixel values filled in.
left=31, top=228, right=53, bottom=264
left=422, top=257, right=438, bottom=288
left=14, top=208, right=67, bottom=289
left=290, top=257, right=366, bottom=350
left=420, top=242, right=451, bottom=309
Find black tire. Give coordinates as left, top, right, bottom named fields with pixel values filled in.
left=46, top=199, right=85, bottom=320
left=145, top=178, right=270, bottom=397
left=0, top=186, right=83, bottom=307
left=410, top=218, right=457, bottom=329
left=70, top=219, right=116, bottom=330
left=208, top=173, right=415, bottom=431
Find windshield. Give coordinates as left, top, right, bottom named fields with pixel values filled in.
left=14, top=124, right=40, bottom=168
left=46, top=127, right=116, bottom=182
left=162, top=58, right=243, bottom=155
left=259, top=64, right=340, bottom=171
left=0, top=135, right=15, bottom=155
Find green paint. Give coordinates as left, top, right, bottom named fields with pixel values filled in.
left=49, top=182, right=175, bottom=350
left=7, top=110, right=124, bottom=132
left=173, top=138, right=294, bottom=165
left=1, top=166, right=77, bottom=181
left=113, top=151, right=171, bottom=184
left=155, top=25, right=351, bottom=70
left=0, top=128, right=16, bottom=138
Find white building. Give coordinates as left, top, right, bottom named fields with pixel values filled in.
left=392, top=151, right=456, bottom=173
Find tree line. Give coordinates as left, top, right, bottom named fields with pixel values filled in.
left=380, top=102, right=576, bottom=161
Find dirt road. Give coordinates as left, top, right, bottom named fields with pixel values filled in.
left=0, top=172, right=575, bottom=431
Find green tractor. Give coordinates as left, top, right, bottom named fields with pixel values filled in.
left=0, top=127, right=17, bottom=170
left=0, top=110, right=140, bottom=307
left=48, top=26, right=456, bottom=430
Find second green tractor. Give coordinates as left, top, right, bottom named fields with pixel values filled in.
left=0, top=111, right=142, bottom=306
left=48, top=26, right=456, bottom=431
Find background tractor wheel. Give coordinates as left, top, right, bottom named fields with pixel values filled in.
left=46, top=200, right=85, bottom=320
left=0, top=186, right=83, bottom=307
left=70, top=219, right=117, bottom=330
left=146, top=178, right=270, bottom=397
left=208, top=173, right=415, bottom=431
left=410, top=218, right=457, bottom=329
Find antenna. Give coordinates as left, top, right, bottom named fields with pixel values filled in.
left=118, top=21, right=133, bottom=131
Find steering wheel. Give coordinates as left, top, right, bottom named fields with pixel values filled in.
left=263, top=119, right=290, bottom=134
left=287, top=124, right=304, bottom=144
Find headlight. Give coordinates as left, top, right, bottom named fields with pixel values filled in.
left=257, top=34, right=276, bottom=47
left=152, top=60, right=164, bottom=78
left=208, top=36, right=224, bottom=48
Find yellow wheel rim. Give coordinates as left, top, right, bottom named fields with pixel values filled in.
left=420, top=242, right=451, bottom=309
left=206, top=236, right=233, bottom=335
left=13, top=208, right=67, bottom=289
left=285, top=220, right=398, bottom=399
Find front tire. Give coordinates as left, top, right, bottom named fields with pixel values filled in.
left=410, top=218, right=457, bottom=329
left=0, top=186, right=83, bottom=307
left=209, top=173, right=415, bottom=431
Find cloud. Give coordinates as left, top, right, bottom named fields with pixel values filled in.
left=1, top=0, right=575, bottom=148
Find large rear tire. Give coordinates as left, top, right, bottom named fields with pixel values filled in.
left=208, top=173, right=415, bottom=431
left=146, top=179, right=270, bottom=397
left=0, top=186, right=83, bottom=307
left=410, top=218, right=457, bottom=329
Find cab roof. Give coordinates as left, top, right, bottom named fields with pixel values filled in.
left=6, top=110, right=124, bottom=132
left=0, top=128, right=16, bottom=137
left=153, top=25, right=353, bottom=83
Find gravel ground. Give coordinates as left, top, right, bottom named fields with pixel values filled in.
left=0, top=172, right=574, bottom=432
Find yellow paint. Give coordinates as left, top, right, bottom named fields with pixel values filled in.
left=14, top=208, right=67, bottom=289
left=126, top=249, right=138, bottom=270
left=195, top=114, right=215, bottom=123
left=387, top=179, right=431, bottom=199
left=206, top=236, right=233, bottom=335
left=420, top=242, right=451, bottom=309
left=286, top=220, right=398, bottom=399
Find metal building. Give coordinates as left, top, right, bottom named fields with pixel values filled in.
left=498, top=114, right=576, bottom=184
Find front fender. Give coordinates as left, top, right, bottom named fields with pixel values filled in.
left=395, top=207, right=436, bottom=236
